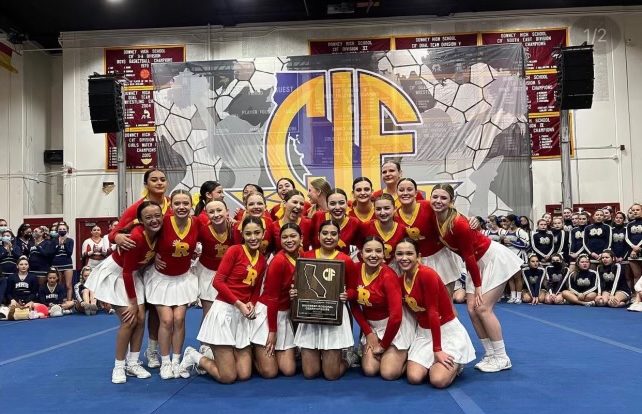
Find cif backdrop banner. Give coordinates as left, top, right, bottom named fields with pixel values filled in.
left=151, top=45, right=532, bottom=217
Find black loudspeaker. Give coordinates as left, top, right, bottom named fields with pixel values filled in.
left=88, top=76, right=124, bottom=133
left=556, top=45, right=594, bottom=110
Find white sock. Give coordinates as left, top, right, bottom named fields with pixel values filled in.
left=516, top=291, right=522, bottom=300
left=492, top=340, right=507, bottom=359
left=480, top=338, right=494, bottom=357
left=148, top=339, right=158, bottom=351
left=510, top=291, right=516, bottom=300
left=114, top=359, right=126, bottom=368
left=127, top=351, right=140, bottom=365
left=172, top=353, right=182, bottom=363
left=161, top=355, right=171, bottom=364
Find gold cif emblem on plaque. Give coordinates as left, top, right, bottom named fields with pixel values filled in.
left=323, top=267, right=336, bottom=282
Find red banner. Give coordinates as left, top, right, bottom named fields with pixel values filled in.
left=309, top=38, right=391, bottom=55
left=104, top=46, right=184, bottom=170
left=525, top=72, right=558, bottom=114
left=480, top=29, right=567, bottom=71
left=395, top=33, right=478, bottom=49
left=528, top=115, right=561, bottom=157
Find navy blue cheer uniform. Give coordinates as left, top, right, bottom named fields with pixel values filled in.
left=28, top=240, right=54, bottom=277
left=597, top=263, right=630, bottom=297
left=51, top=238, right=74, bottom=271
left=545, top=263, right=569, bottom=295
left=38, top=283, right=67, bottom=305
left=531, top=230, right=555, bottom=262
left=7, top=272, right=39, bottom=304
left=569, top=225, right=587, bottom=257
left=568, top=269, right=599, bottom=295
left=0, top=242, right=22, bottom=275
left=551, top=228, right=569, bottom=260
left=522, top=267, right=546, bottom=297
left=626, top=218, right=642, bottom=260
left=563, top=219, right=573, bottom=233
left=483, top=228, right=505, bottom=243
left=583, top=222, right=612, bottom=259
left=610, top=224, right=630, bottom=260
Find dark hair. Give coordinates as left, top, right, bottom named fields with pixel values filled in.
left=505, top=214, right=519, bottom=226
left=284, top=189, right=305, bottom=202
left=277, top=178, right=295, bottom=189
left=17, top=255, right=29, bottom=264
left=280, top=222, right=302, bottom=237
left=245, top=191, right=266, bottom=206
left=243, top=183, right=264, bottom=195
left=136, top=200, right=162, bottom=222
left=16, top=223, right=31, bottom=239
left=241, top=216, right=264, bottom=231
left=396, top=237, right=419, bottom=253
left=47, top=267, right=60, bottom=278
left=381, top=160, right=401, bottom=172
left=318, top=219, right=340, bottom=234
left=362, top=235, right=385, bottom=250
left=352, top=177, right=373, bottom=190
left=194, top=181, right=221, bottom=216
left=326, top=188, right=348, bottom=202
left=397, top=177, right=417, bottom=190
left=143, top=168, right=165, bottom=184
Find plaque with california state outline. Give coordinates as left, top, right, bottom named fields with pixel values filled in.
left=291, top=258, right=345, bottom=325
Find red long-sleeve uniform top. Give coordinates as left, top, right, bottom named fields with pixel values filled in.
left=155, top=215, right=198, bottom=276
left=311, top=211, right=361, bottom=255
left=270, top=201, right=311, bottom=221
left=431, top=215, right=489, bottom=288
left=301, top=249, right=358, bottom=292
left=108, top=196, right=171, bottom=243
left=196, top=210, right=210, bottom=226
left=349, top=263, right=403, bottom=349
left=358, top=220, right=408, bottom=263
left=213, top=244, right=267, bottom=305
left=196, top=220, right=232, bottom=271
left=232, top=216, right=274, bottom=255
left=348, top=205, right=375, bottom=223
left=111, top=225, right=156, bottom=300
left=394, top=200, right=441, bottom=258
left=402, top=265, right=455, bottom=352
left=257, top=250, right=296, bottom=332
left=271, top=217, right=313, bottom=252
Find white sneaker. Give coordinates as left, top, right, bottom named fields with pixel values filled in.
left=199, top=344, right=214, bottom=360
left=514, top=298, right=522, bottom=304
left=112, top=366, right=126, bottom=384
left=474, top=355, right=493, bottom=370
left=506, top=297, right=516, bottom=304
left=627, top=302, right=642, bottom=312
left=160, top=362, right=174, bottom=380
left=171, top=360, right=183, bottom=379
left=179, top=347, right=202, bottom=377
left=478, top=355, right=512, bottom=373
left=145, top=348, right=161, bottom=369
left=126, top=361, right=152, bottom=379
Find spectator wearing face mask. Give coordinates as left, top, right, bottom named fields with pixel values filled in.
left=50, top=222, right=75, bottom=302
left=28, top=226, right=55, bottom=287
left=1, top=229, right=22, bottom=275
left=15, top=224, right=34, bottom=257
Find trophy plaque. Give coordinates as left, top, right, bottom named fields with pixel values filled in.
left=291, top=258, right=345, bottom=325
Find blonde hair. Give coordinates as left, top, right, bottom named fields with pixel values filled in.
left=310, top=178, right=332, bottom=199
left=432, top=184, right=458, bottom=237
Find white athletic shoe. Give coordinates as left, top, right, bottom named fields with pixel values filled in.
left=478, top=356, right=512, bottom=373
left=627, top=302, right=642, bottom=312
left=126, top=361, right=152, bottom=379
left=199, top=344, right=214, bottom=360
left=474, top=355, right=493, bottom=370
left=506, top=297, right=516, bottom=304
left=160, top=362, right=174, bottom=380
left=145, top=349, right=161, bottom=369
left=112, top=366, right=126, bottom=384
left=179, top=346, right=202, bottom=377
left=171, top=360, right=183, bottom=379
left=514, top=298, right=522, bottom=304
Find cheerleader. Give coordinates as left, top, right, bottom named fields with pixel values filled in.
left=85, top=201, right=163, bottom=383
left=28, top=226, right=52, bottom=287
left=250, top=223, right=302, bottom=378
left=185, top=216, right=267, bottom=384
left=550, top=216, right=569, bottom=261
left=562, top=208, right=574, bottom=232
left=359, top=194, right=407, bottom=265
left=452, top=273, right=467, bottom=304
left=271, top=190, right=313, bottom=252
left=232, top=192, right=274, bottom=255
left=292, top=219, right=356, bottom=380
left=569, top=212, right=589, bottom=264
left=15, top=224, right=33, bottom=258
left=429, top=184, right=522, bottom=373
left=1, top=229, right=21, bottom=275
left=542, top=212, right=553, bottom=228
left=610, top=211, right=630, bottom=262
left=7, top=257, right=38, bottom=309
left=395, top=239, right=475, bottom=388
left=483, top=216, right=506, bottom=243
left=37, top=268, right=75, bottom=313
left=602, top=207, right=613, bottom=226
left=583, top=209, right=612, bottom=262
left=561, top=254, right=599, bottom=306
left=311, top=189, right=360, bottom=256
left=194, top=199, right=232, bottom=320
left=502, top=215, right=530, bottom=304
left=531, top=219, right=554, bottom=263
left=595, top=250, right=630, bottom=308
left=372, top=160, right=425, bottom=206
left=193, top=181, right=224, bottom=223
left=306, top=177, right=332, bottom=218
left=349, top=177, right=375, bottom=223
left=146, top=190, right=199, bottom=380
left=233, top=183, right=265, bottom=221
left=626, top=203, right=642, bottom=289
left=74, top=266, right=98, bottom=315
left=50, top=223, right=75, bottom=302
left=270, top=178, right=311, bottom=221
left=81, top=225, right=109, bottom=268
left=350, top=236, right=414, bottom=380
left=521, top=254, right=546, bottom=305
left=544, top=254, right=569, bottom=305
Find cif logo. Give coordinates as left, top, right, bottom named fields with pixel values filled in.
left=323, top=267, right=336, bottom=282
left=265, top=69, right=421, bottom=191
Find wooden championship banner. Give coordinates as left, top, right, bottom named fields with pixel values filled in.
left=291, top=258, right=345, bottom=325
left=104, top=46, right=184, bottom=170
left=309, top=37, right=391, bottom=55
left=394, top=33, right=478, bottom=49
left=481, top=28, right=568, bottom=158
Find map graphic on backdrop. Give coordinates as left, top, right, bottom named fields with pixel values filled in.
left=151, top=45, right=532, bottom=217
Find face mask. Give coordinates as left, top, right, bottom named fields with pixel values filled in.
left=1, top=236, right=11, bottom=243
left=25, top=232, right=32, bottom=238
left=0, top=226, right=7, bottom=233
left=50, top=231, right=58, bottom=238
left=58, top=230, right=67, bottom=237
left=551, top=261, right=562, bottom=267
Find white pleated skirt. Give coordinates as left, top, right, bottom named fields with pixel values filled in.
left=408, top=318, right=476, bottom=369
left=250, top=302, right=296, bottom=350
left=294, top=304, right=354, bottom=350
left=359, top=307, right=417, bottom=351
left=465, top=241, right=523, bottom=294
left=144, top=267, right=198, bottom=306
left=197, top=299, right=251, bottom=349
left=84, top=256, right=145, bottom=306
left=422, top=247, right=466, bottom=285
left=193, top=260, right=218, bottom=302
